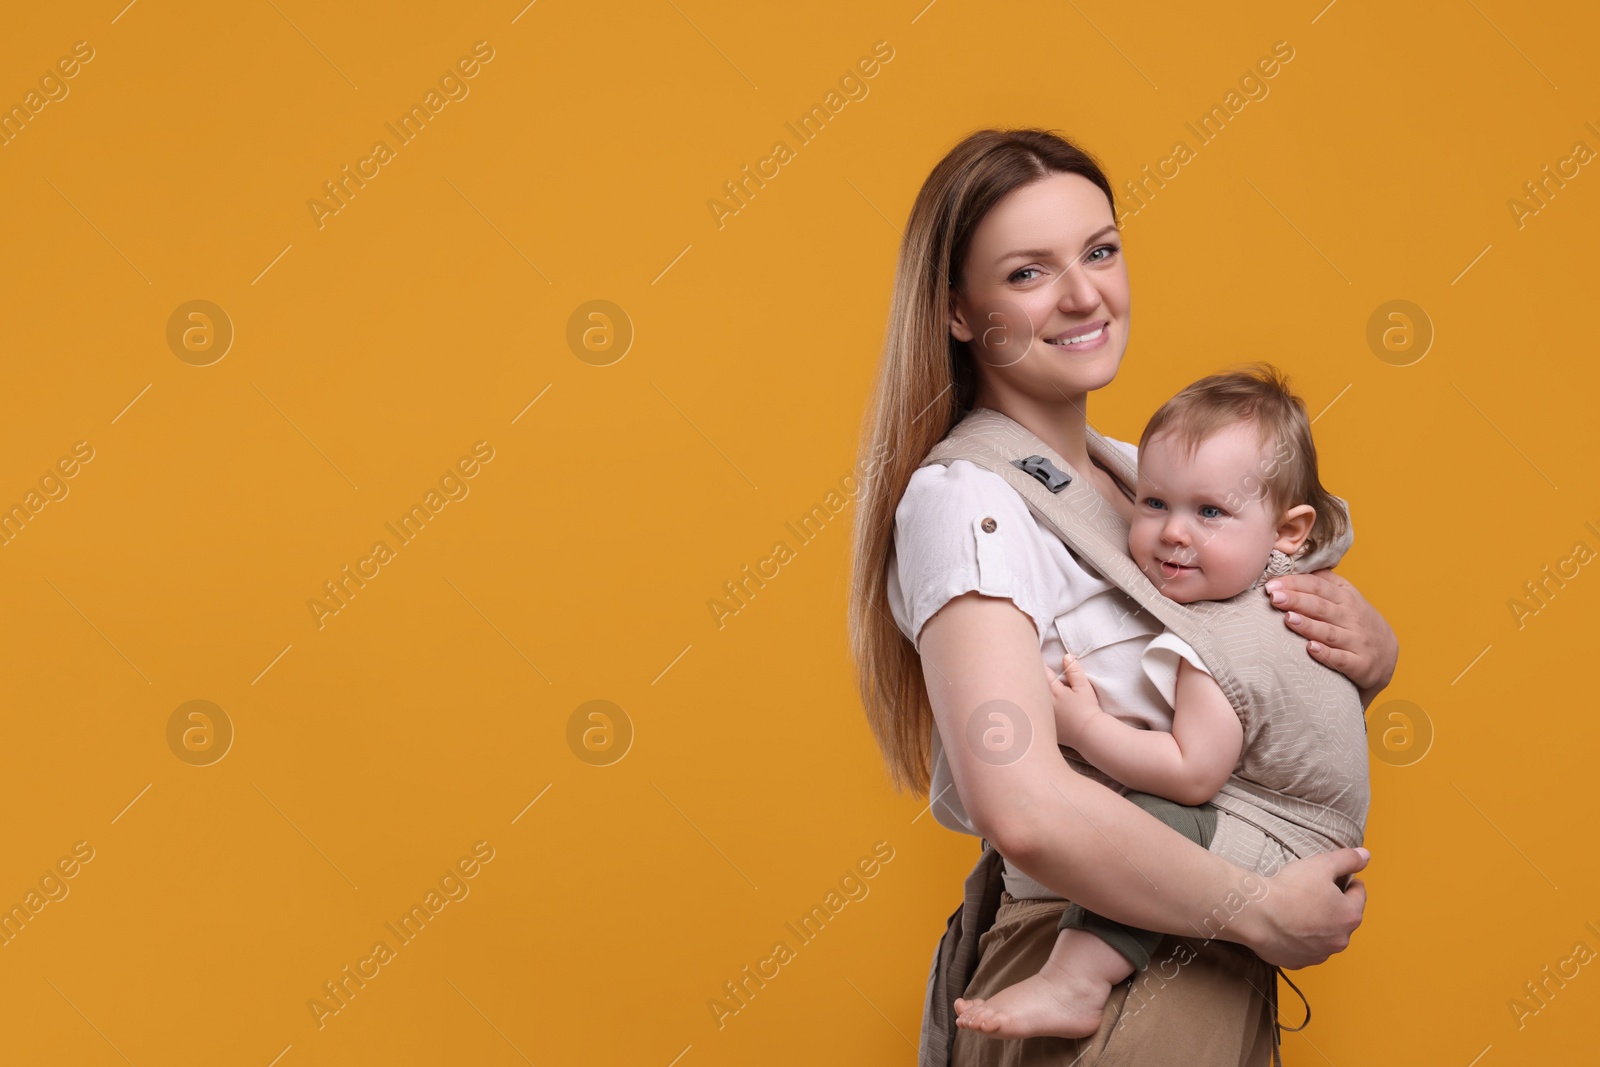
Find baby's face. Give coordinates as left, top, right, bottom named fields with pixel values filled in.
left=1128, top=423, right=1285, bottom=604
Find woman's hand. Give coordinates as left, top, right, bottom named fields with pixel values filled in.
left=1044, top=651, right=1102, bottom=745
left=1240, top=847, right=1370, bottom=969
left=1263, top=569, right=1398, bottom=701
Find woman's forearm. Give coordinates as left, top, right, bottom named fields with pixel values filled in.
left=997, top=759, right=1371, bottom=969
left=996, top=760, right=1263, bottom=942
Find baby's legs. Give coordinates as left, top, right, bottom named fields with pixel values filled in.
left=956, top=792, right=1219, bottom=1041
left=954, top=926, right=1134, bottom=1039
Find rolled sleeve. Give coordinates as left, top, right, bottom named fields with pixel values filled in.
left=887, top=461, right=1053, bottom=654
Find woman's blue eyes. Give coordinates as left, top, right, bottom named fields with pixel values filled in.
left=1007, top=244, right=1120, bottom=283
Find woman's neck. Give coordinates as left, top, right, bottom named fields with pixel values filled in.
left=973, top=389, right=1094, bottom=473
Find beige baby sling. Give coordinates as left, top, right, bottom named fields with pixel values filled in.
left=914, top=405, right=1370, bottom=1067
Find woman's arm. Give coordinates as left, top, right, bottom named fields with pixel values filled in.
left=1263, top=570, right=1399, bottom=707
left=1049, top=653, right=1243, bottom=806
left=920, top=590, right=1369, bottom=969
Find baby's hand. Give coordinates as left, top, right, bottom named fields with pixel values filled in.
left=1046, top=651, right=1103, bottom=744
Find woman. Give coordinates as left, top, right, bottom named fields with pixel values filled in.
left=848, top=129, right=1399, bottom=1065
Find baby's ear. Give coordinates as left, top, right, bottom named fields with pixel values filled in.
left=1274, top=504, right=1316, bottom=554
left=1296, top=494, right=1355, bottom=571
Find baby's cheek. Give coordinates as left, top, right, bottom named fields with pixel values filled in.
left=1125, top=522, right=1153, bottom=562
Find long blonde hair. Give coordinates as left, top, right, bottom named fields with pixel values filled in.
left=848, top=128, right=1118, bottom=795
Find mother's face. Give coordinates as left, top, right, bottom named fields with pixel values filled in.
left=948, top=172, right=1130, bottom=405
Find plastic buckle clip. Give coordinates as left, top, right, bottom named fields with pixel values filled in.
left=1012, top=455, right=1072, bottom=493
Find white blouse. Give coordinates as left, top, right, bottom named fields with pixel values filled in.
left=885, top=440, right=1212, bottom=900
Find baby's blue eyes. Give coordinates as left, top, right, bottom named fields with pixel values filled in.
left=1142, top=498, right=1226, bottom=519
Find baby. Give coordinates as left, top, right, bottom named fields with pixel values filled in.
left=954, top=363, right=1362, bottom=1040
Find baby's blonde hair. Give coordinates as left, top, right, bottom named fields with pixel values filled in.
left=1137, top=362, right=1348, bottom=559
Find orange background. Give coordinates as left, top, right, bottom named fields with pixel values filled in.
left=0, top=1, right=1594, bottom=1063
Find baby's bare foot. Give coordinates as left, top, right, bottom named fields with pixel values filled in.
left=953, top=968, right=1111, bottom=1040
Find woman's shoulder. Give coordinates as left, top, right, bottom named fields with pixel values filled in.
left=894, top=458, right=1092, bottom=567
left=893, top=460, right=1054, bottom=593
left=889, top=459, right=1110, bottom=651
left=896, top=458, right=1037, bottom=524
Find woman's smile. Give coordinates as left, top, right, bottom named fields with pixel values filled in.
left=1043, top=320, right=1109, bottom=351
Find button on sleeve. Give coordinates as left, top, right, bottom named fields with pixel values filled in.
left=972, top=513, right=1013, bottom=590
left=888, top=462, right=1051, bottom=653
